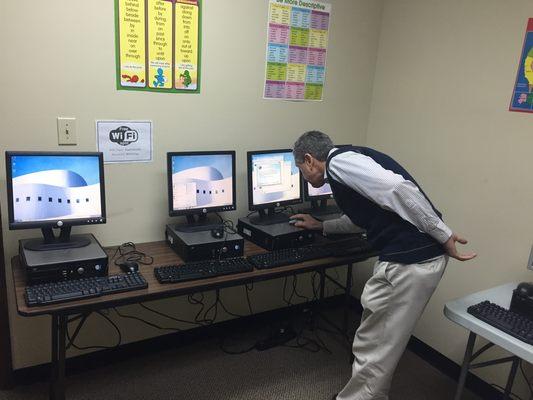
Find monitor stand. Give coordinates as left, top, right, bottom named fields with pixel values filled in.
left=23, top=227, right=91, bottom=251
left=249, top=207, right=290, bottom=226
left=172, top=213, right=224, bottom=233
left=301, top=199, right=340, bottom=217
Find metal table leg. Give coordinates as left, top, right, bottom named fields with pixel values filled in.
left=319, top=268, right=325, bottom=301
left=50, top=314, right=67, bottom=400
left=454, top=331, right=477, bottom=400
left=343, top=264, right=353, bottom=337
left=504, top=358, right=519, bottom=399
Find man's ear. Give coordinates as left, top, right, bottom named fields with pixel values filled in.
left=304, top=153, right=313, bottom=167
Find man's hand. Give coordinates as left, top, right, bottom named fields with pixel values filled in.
left=444, top=233, right=477, bottom=261
left=291, top=214, right=323, bottom=231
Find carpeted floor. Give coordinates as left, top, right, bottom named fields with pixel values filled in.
left=0, top=315, right=481, bottom=400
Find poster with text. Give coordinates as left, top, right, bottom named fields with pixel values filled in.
left=96, top=121, right=153, bottom=163
left=116, top=0, right=201, bottom=93
left=264, top=0, right=331, bottom=101
left=510, top=18, right=533, bottom=113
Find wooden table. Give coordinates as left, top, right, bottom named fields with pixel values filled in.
left=12, top=240, right=376, bottom=400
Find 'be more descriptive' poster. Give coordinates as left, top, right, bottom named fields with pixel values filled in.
left=115, top=0, right=201, bottom=94
left=264, top=0, right=331, bottom=101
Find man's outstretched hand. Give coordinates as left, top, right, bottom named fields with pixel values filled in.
left=444, top=233, right=477, bottom=261
left=290, top=214, right=323, bottom=231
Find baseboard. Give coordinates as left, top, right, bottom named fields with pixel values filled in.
left=407, top=336, right=501, bottom=399
left=10, top=294, right=501, bottom=399
left=11, top=295, right=352, bottom=386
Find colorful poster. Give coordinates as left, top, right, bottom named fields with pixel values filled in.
left=115, top=0, right=201, bottom=93
left=118, top=0, right=146, bottom=87
left=264, top=0, right=331, bottom=101
left=175, top=0, right=199, bottom=90
left=148, top=0, right=173, bottom=89
left=510, top=19, right=533, bottom=113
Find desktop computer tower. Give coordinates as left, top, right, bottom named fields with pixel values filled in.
left=237, top=216, right=315, bottom=251
left=19, top=234, right=109, bottom=284
left=165, top=224, right=244, bottom=262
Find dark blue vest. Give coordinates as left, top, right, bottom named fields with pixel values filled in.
left=325, top=146, right=445, bottom=264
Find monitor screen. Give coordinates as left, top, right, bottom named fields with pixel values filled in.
left=307, top=181, right=333, bottom=198
left=250, top=150, right=301, bottom=207
left=8, top=153, right=104, bottom=225
left=169, top=152, right=235, bottom=213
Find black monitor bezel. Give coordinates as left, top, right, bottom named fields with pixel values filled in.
left=247, top=149, right=303, bottom=211
left=167, top=150, right=237, bottom=217
left=303, top=144, right=351, bottom=201
left=5, top=151, right=107, bottom=230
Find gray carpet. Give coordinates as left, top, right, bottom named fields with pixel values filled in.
left=0, top=322, right=481, bottom=400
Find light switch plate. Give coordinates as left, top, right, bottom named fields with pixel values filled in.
left=57, top=117, right=77, bottom=145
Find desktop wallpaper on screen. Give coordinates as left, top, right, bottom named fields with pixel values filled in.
left=171, top=154, right=233, bottom=211
left=10, top=155, right=102, bottom=223
left=307, top=181, right=333, bottom=197
left=251, top=152, right=300, bottom=205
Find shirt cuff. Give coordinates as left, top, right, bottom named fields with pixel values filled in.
left=431, top=220, right=453, bottom=244
left=322, top=219, right=335, bottom=236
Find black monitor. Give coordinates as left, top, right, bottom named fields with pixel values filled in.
left=247, top=149, right=302, bottom=225
left=167, top=151, right=236, bottom=232
left=5, top=151, right=106, bottom=251
left=301, top=144, right=351, bottom=216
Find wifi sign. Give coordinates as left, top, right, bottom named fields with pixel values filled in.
left=109, top=126, right=139, bottom=146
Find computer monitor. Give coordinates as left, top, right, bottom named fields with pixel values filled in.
left=247, top=149, right=302, bottom=225
left=301, top=144, right=351, bottom=217
left=5, top=151, right=106, bottom=250
left=167, top=151, right=236, bottom=232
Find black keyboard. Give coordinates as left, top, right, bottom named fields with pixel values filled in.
left=25, top=272, right=148, bottom=307
left=325, top=236, right=372, bottom=257
left=154, top=257, right=254, bottom=284
left=467, top=301, right=533, bottom=345
left=247, top=246, right=333, bottom=270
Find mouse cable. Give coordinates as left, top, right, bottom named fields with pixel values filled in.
left=187, top=292, right=216, bottom=325
left=245, top=282, right=254, bottom=315
left=112, top=242, right=154, bottom=266
left=217, top=289, right=247, bottom=319
left=138, top=302, right=203, bottom=327
left=66, top=311, right=122, bottom=351
left=291, top=274, right=311, bottom=303
left=113, top=307, right=182, bottom=332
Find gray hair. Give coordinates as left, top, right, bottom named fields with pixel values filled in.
left=293, top=131, right=334, bottom=164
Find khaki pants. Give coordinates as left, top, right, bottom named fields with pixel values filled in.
left=337, top=255, right=449, bottom=400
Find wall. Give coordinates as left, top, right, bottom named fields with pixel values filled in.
left=366, top=0, right=533, bottom=396
left=0, top=0, right=384, bottom=369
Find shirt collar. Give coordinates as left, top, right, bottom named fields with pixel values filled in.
left=324, top=148, right=338, bottom=180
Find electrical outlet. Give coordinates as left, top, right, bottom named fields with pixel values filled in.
left=57, top=117, right=77, bottom=145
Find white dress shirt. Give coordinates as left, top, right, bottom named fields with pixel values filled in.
left=322, top=148, right=452, bottom=244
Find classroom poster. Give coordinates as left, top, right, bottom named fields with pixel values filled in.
left=510, top=18, right=533, bottom=113
left=115, top=0, right=201, bottom=93
left=96, top=121, right=153, bottom=164
left=264, top=0, right=331, bottom=101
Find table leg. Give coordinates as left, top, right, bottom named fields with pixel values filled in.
left=49, top=314, right=67, bottom=400
left=319, top=268, right=325, bottom=301
left=343, top=264, right=353, bottom=338
left=454, top=331, right=477, bottom=400
left=503, top=358, right=519, bottom=399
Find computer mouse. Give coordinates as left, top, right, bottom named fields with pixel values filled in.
left=517, top=282, right=533, bottom=297
left=211, top=228, right=224, bottom=239
left=119, top=261, right=139, bottom=273
left=289, top=218, right=303, bottom=225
